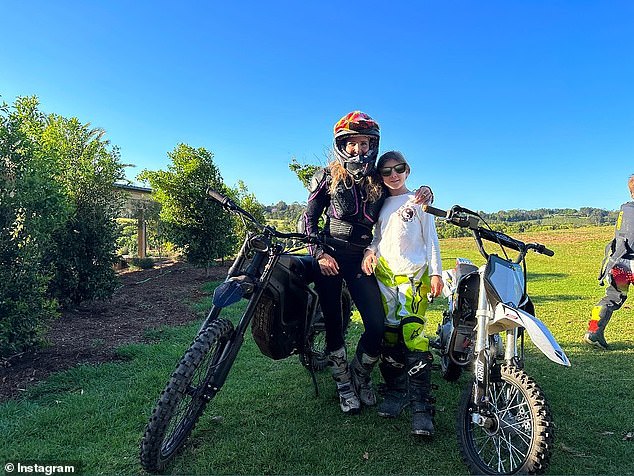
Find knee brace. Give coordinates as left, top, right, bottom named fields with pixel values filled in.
left=401, top=316, right=429, bottom=352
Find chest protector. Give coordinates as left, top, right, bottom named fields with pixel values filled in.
left=330, top=179, right=384, bottom=226
left=615, top=202, right=634, bottom=243
left=314, top=170, right=385, bottom=247
left=598, top=201, right=634, bottom=284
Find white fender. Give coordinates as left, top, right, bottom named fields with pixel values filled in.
left=492, top=303, right=571, bottom=367
left=441, top=269, right=456, bottom=298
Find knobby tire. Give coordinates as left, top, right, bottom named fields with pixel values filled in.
left=457, top=365, right=554, bottom=475
left=140, top=318, right=234, bottom=473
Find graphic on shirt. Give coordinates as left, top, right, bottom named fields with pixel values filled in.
left=399, top=205, right=415, bottom=222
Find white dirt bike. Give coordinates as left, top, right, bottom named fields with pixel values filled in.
left=424, top=204, right=571, bottom=475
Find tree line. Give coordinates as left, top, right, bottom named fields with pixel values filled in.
left=261, top=201, right=619, bottom=239
left=1, top=96, right=263, bottom=357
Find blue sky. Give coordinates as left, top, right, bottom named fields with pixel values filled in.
left=2, top=1, right=633, bottom=212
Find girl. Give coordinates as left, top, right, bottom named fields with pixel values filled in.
left=362, top=150, right=442, bottom=435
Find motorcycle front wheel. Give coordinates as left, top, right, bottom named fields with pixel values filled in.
left=456, top=365, right=554, bottom=475
left=140, top=318, right=234, bottom=473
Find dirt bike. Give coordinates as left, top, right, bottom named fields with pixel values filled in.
left=424, top=204, right=571, bottom=475
left=140, top=189, right=351, bottom=473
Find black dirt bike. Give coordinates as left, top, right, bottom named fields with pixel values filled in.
left=425, top=204, right=571, bottom=475
left=140, top=189, right=351, bottom=473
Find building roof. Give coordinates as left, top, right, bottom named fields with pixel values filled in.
left=114, top=183, right=152, bottom=194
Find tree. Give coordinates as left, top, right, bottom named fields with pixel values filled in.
left=289, top=157, right=320, bottom=190
left=138, top=144, right=235, bottom=273
left=0, top=97, right=65, bottom=355
left=38, top=114, right=126, bottom=308
left=228, top=180, right=266, bottom=245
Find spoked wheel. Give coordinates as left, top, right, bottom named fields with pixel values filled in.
left=304, top=288, right=352, bottom=370
left=140, top=318, right=234, bottom=473
left=457, top=365, right=554, bottom=475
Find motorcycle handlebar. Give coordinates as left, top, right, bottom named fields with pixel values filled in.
left=207, top=188, right=237, bottom=210
left=527, top=243, right=555, bottom=257
left=207, top=188, right=326, bottom=246
left=423, top=204, right=554, bottom=257
left=423, top=205, right=449, bottom=219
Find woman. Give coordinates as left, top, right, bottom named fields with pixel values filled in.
left=301, top=111, right=432, bottom=414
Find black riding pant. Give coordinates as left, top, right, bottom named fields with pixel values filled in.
left=314, top=247, right=385, bottom=356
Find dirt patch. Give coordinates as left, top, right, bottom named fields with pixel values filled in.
left=0, top=259, right=228, bottom=402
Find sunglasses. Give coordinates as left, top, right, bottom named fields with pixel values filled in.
left=378, top=163, right=407, bottom=177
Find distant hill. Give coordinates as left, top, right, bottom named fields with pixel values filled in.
left=479, top=207, right=617, bottom=225
left=263, top=201, right=619, bottom=238
left=264, top=201, right=307, bottom=232
left=437, top=207, right=618, bottom=238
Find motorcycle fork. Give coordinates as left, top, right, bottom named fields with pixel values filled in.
left=505, top=328, right=525, bottom=369
left=202, top=247, right=282, bottom=399
left=472, top=270, right=494, bottom=407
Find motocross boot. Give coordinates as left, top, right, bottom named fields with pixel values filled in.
left=376, top=356, right=408, bottom=418
left=350, top=347, right=379, bottom=406
left=328, top=346, right=360, bottom=414
left=407, top=351, right=435, bottom=436
left=585, top=306, right=611, bottom=350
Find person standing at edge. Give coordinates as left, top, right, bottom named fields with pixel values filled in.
left=300, top=111, right=433, bottom=413
left=585, top=174, right=634, bottom=350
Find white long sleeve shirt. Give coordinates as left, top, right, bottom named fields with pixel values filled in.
left=368, top=192, right=442, bottom=277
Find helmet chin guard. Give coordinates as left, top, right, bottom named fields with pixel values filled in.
left=333, top=111, right=380, bottom=179
left=339, top=150, right=375, bottom=179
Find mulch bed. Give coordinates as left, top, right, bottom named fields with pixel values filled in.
left=0, top=259, right=228, bottom=401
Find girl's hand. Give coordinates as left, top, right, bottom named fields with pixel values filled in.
left=318, top=253, right=340, bottom=276
left=362, top=250, right=378, bottom=275
left=430, top=275, right=443, bottom=297
left=412, top=186, right=434, bottom=205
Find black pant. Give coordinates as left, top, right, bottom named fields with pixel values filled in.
left=314, top=248, right=385, bottom=356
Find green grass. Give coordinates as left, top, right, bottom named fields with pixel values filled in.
left=1, top=226, right=633, bottom=475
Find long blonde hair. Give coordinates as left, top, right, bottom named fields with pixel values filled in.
left=328, top=160, right=384, bottom=202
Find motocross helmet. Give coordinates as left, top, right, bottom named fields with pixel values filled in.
left=333, top=111, right=380, bottom=179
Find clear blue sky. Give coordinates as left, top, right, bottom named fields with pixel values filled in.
left=2, top=1, right=633, bottom=212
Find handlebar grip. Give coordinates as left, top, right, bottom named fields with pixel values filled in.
left=207, top=188, right=228, bottom=204
left=207, top=188, right=236, bottom=209
left=537, top=245, right=555, bottom=257
left=422, top=204, right=448, bottom=218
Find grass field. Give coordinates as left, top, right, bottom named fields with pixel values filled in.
left=1, top=226, right=633, bottom=475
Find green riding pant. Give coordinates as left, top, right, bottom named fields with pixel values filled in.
left=374, top=256, right=432, bottom=352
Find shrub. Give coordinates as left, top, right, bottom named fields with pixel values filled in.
left=138, top=144, right=235, bottom=271
left=0, top=97, right=64, bottom=356
left=40, top=115, right=126, bottom=308
left=1, top=96, right=127, bottom=354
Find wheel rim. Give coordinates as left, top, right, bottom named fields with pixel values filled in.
left=161, top=335, right=225, bottom=457
left=467, top=379, right=534, bottom=474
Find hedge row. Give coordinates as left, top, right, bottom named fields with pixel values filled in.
left=1, top=97, right=125, bottom=356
